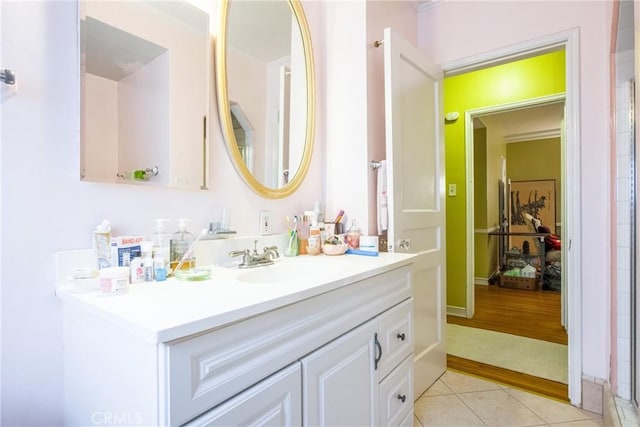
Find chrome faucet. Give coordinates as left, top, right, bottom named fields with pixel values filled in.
left=229, top=240, right=280, bottom=269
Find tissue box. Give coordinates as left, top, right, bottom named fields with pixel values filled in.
left=359, top=235, right=379, bottom=253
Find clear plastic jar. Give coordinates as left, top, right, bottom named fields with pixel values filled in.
left=346, top=221, right=361, bottom=249
left=99, top=267, right=130, bottom=295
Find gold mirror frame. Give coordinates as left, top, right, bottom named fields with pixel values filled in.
left=216, top=0, right=315, bottom=199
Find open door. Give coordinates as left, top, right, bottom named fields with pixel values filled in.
left=383, top=27, right=446, bottom=398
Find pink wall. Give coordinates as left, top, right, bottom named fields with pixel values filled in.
left=0, top=1, right=324, bottom=424
left=417, top=0, right=613, bottom=381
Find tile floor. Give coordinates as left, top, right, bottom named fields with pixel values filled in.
left=414, top=370, right=603, bottom=427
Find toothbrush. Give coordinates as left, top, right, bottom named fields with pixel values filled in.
left=172, top=228, right=207, bottom=274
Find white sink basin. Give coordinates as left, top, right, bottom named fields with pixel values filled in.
left=237, top=258, right=347, bottom=284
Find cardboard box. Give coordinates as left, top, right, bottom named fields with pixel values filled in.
left=499, top=274, right=539, bottom=291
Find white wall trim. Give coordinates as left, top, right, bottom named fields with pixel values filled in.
left=474, top=277, right=489, bottom=285
left=504, top=127, right=562, bottom=143
left=446, top=305, right=467, bottom=318
left=442, top=27, right=582, bottom=406
left=474, top=225, right=500, bottom=234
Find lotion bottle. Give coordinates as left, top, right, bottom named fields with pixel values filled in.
left=93, top=220, right=111, bottom=270
left=140, top=241, right=154, bottom=282
left=151, top=219, right=171, bottom=270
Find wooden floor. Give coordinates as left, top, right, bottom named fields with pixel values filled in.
left=448, top=284, right=567, bottom=345
left=447, top=284, right=568, bottom=400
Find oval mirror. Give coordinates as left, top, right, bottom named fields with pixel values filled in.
left=217, top=0, right=315, bottom=198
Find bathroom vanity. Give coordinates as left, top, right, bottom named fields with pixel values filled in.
left=57, top=252, right=417, bottom=426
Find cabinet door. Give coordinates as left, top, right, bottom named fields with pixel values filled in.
left=302, top=319, right=378, bottom=426
left=184, top=363, right=301, bottom=427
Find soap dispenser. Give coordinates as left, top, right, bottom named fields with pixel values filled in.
left=151, top=219, right=170, bottom=270
left=170, top=219, right=194, bottom=271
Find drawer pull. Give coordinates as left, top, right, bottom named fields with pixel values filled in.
left=374, top=333, right=382, bottom=370
left=397, top=394, right=407, bottom=403
left=397, top=332, right=406, bottom=341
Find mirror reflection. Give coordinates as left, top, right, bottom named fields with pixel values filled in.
left=218, top=0, right=314, bottom=197
left=80, top=1, right=210, bottom=189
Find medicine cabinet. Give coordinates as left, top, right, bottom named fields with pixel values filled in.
left=79, top=0, right=211, bottom=189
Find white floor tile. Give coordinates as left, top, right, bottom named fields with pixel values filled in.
left=457, top=389, right=545, bottom=427
left=415, top=394, right=485, bottom=427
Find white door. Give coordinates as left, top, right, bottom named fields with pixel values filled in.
left=383, top=27, right=446, bottom=398
left=302, top=319, right=378, bottom=426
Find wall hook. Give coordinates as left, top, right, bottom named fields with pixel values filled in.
left=1, top=69, right=15, bottom=86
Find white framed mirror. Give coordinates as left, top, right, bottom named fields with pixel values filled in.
left=217, top=0, right=315, bottom=198
left=80, top=0, right=211, bottom=189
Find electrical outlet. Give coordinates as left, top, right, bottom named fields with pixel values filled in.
left=259, top=210, right=271, bottom=235
left=448, top=184, right=457, bottom=197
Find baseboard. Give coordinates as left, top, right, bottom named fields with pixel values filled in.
left=447, top=305, right=467, bottom=318
left=474, top=277, right=489, bottom=285
left=582, top=374, right=606, bottom=414
left=603, top=382, right=620, bottom=427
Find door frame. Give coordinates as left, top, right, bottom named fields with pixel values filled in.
left=442, top=29, right=582, bottom=405
left=464, top=94, right=566, bottom=314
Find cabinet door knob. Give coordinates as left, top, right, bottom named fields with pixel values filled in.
left=397, top=394, right=407, bottom=403
left=397, top=332, right=406, bottom=341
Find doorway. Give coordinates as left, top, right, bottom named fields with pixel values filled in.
left=442, top=30, right=582, bottom=405
left=449, top=100, right=568, bottom=399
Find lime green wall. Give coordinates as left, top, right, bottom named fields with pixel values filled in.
left=444, top=50, right=565, bottom=309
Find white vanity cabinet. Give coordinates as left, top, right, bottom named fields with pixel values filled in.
left=302, top=298, right=413, bottom=426
left=60, top=258, right=415, bottom=426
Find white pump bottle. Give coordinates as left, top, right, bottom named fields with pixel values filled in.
left=152, top=219, right=171, bottom=270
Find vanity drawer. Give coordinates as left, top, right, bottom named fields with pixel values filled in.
left=378, top=355, right=413, bottom=427
left=378, top=298, right=413, bottom=379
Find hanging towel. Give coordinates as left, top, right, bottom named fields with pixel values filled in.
left=377, top=160, right=388, bottom=235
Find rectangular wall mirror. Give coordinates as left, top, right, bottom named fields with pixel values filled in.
left=80, top=0, right=210, bottom=189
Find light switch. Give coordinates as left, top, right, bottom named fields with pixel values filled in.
left=448, top=184, right=457, bottom=197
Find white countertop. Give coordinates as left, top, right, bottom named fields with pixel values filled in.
left=56, top=252, right=417, bottom=343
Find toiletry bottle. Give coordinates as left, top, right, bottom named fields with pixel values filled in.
left=130, top=257, right=145, bottom=284
left=93, top=220, right=112, bottom=270
left=154, top=257, right=167, bottom=281
left=151, top=219, right=170, bottom=270
left=140, top=241, right=154, bottom=282
left=170, top=219, right=194, bottom=271
left=309, top=224, right=321, bottom=252
left=298, top=215, right=310, bottom=255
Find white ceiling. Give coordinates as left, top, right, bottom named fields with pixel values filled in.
left=474, top=102, right=564, bottom=143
